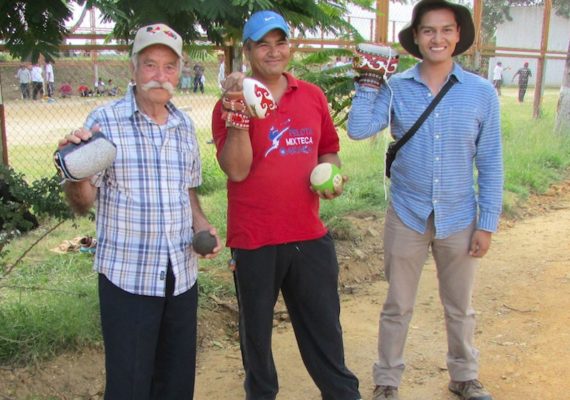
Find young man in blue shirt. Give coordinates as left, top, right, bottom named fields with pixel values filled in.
left=348, top=1, right=503, bottom=399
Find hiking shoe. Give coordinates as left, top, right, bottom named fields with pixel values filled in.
left=449, top=379, right=493, bottom=400
left=372, top=385, right=399, bottom=400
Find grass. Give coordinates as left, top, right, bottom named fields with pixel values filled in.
left=1, top=86, right=569, bottom=366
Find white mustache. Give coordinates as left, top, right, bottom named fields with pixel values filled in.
left=140, top=81, right=175, bottom=95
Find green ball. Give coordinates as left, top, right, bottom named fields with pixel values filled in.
left=310, top=162, right=343, bottom=193
left=192, top=230, right=216, bottom=256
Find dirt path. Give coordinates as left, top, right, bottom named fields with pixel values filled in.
left=2, top=181, right=570, bottom=399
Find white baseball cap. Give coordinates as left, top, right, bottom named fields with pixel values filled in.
left=132, top=24, right=183, bottom=58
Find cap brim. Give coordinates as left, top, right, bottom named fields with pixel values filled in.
left=244, top=23, right=289, bottom=43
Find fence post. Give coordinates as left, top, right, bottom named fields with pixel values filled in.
left=0, top=71, right=9, bottom=166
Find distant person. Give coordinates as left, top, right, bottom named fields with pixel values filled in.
left=78, top=84, right=92, bottom=97
left=217, top=53, right=225, bottom=90
left=181, top=60, right=193, bottom=93
left=15, top=63, right=31, bottom=100
left=492, top=61, right=508, bottom=96
left=30, top=63, right=44, bottom=100
left=511, top=62, right=532, bottom=103
left=95, top=78, right=106, bottom=95
left=193, top=61, right=204, bottom=93
left=107, top=79, right=118, bottom=96
left=45, top=60, right=55, bottom=98
left=59, top=82, right=73, bottom=98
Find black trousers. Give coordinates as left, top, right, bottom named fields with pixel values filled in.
left=233, top=233, right=360, bottom=400
left=98, top=266, right=198, bottom=400
left=32, top=82, right=43, bottom=100
left=518, top=83, right=528, bottom=102
left=20, top=83, right=30, bottom=99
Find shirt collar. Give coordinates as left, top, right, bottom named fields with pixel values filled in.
left=402, top=62, right=465, bottom=84
left=283, top=72, right=299, bottom=91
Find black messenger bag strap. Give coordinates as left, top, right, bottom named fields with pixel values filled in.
left=389, top=75, right=458, bottom=156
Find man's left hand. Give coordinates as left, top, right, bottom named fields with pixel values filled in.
left=311, top=175, right=349, bottom=200
left=469, top=230, right=492, bottom=258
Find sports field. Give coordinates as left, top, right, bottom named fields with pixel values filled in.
left=3, top=93, right=220, bottom=179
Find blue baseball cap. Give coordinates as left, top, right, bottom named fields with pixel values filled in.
left=242, top=11, right=290, bottom=43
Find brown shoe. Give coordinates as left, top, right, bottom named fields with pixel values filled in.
left=372, top=385, right=399, bottom=400
left=449, top=379, right=493, bottom=400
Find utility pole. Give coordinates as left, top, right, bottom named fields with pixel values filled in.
left=533, top=0, right=552, bottom=119
left=375, top=0, right=389, bottom=43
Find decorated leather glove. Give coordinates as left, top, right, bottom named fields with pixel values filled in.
left=221, top=78, right=277, bottom=130
left=353, top=43, right=399, bottom=89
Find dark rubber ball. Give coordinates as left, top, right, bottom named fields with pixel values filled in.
left=192, top=230, right=216, bottom=256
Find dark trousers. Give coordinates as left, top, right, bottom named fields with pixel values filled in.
left=233, top=233, right=360, bottom=400
left=518, top=83, right=528, bottom=102
left=193, top=77, right=204, bottom=93
left=20, top=83, right=30, bottom=99
left=47, top=82, right=54, bottom=98
left=98, top=267, right=198, bottom=400
left=32, top=81, right=43, bottom=100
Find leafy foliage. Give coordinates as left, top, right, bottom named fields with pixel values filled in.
left=94, top=0, right=374, bottom=48
left=290, top=45, right=418, bottom=126
left=0, top=0, right=73, bottom=62
left=1, top=165, right=75, bottom=269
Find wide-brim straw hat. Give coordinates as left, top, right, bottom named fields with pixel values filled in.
left=398, top=0, right=475, bottom=59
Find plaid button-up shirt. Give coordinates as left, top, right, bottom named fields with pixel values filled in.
left=85, top=87, right=202, bottom=297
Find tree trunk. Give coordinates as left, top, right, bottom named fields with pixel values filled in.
left=555, top=39, right=570, bottom=135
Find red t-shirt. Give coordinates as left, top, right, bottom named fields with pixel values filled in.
left=212, top=73, right=340, bottom=249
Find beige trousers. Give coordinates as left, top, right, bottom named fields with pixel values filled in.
left=373, top=204, right=481, bottom=387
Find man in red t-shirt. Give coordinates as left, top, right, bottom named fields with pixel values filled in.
left=211, top=10, right=361, bottom=400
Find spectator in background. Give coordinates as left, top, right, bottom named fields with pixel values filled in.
left=217, top=53, right=225, bottom=91
left=95, top=78, right=106, bottom=95
left=59, top=82, right=73, bottom=98
left=512, top=62, right=533, bottom=103
left=193, top=61, right=205, bottom=93
left=78, top=83, right=92, bottom=97
left=15, top=63, right=31, bottom=100
left=181, top=60, right=193, bottom=93
left=30, top=63, right=44, bottom=100
left=45, top=60, right=55, bottom=98
left=492, top=61, right=508, bottom=96
left=107, top=79, right=119, bottom=96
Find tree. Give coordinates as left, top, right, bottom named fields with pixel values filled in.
left=0, top=0, right=379, bottom=64
left=0, top=0, right=73, bottom=62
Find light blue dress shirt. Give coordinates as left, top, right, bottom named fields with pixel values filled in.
left=347, top=63, right=503, bottom=239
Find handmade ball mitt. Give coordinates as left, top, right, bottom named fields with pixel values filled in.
left=54, top=131, right=117, bottom=182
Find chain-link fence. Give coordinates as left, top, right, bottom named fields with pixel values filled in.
left=1, top=53, right=223, bottom=181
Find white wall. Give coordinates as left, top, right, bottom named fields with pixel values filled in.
left=490, top=6, right=570, bottom=87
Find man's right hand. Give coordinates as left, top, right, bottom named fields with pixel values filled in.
left=222, top=72, right=246, bottom=93
left=58, top=125, right=99, bottom=149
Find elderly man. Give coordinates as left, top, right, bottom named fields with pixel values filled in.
left=57, top=23, right=221, bottom=400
